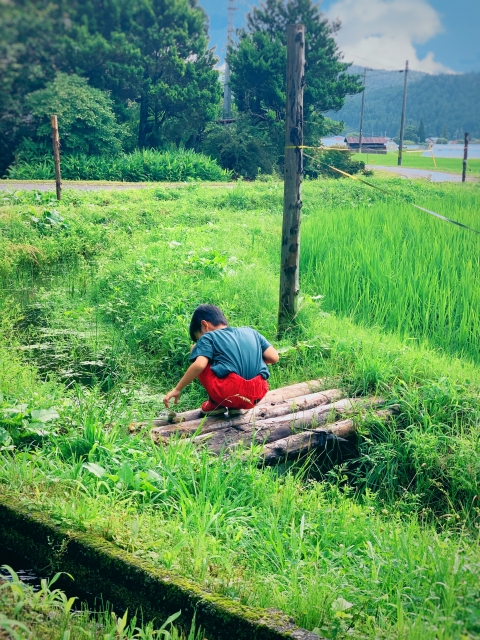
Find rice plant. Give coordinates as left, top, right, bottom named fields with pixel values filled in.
left=301, top=180, right=480, bottom=360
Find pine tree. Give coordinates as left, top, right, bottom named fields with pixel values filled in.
left=441, top=123, right=448, bottom=140
left=417, top=118, right=426, bottom=143
left=221, top=0, right=362, bottom=175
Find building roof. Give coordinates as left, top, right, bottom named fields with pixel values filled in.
left=345, top=137, right=387, bottom=144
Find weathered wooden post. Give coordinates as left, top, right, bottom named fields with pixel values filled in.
left=50, top=114, right=62, bottom=200
left=278, top=24, right=305, bottom=337
left=462, top=132, right=469, bottom=183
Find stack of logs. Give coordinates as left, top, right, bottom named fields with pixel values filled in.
left=133, top=380, right=393, bottom=465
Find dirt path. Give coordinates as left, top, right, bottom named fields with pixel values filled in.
left=0, top=180, right=235, bottom=192
left=368, top=166, right=478, bottom=183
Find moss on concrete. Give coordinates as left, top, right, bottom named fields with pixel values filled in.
left=0, top=495, right=323, bottom=640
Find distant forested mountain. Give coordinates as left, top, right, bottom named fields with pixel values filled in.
left=327, top=67, right=480, bottom=139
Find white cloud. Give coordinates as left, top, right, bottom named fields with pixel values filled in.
left=327, top=0, right=455, bottom=74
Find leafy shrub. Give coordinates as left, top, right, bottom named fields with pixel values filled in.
left=25, top=73, right=123, bottom=155
left=7, top=149, right=232, bottom=182
left=201, top=116, right=279, bottom=179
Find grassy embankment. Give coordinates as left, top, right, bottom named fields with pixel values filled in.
left=1, top=179, right=479, bottom=638
left=352, top=151, right=480, bottom=176
left=0, top=568, right=199, bottom=639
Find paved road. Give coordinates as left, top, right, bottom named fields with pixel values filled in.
left=368, top=165, right=477, bottom=182
left=0, top=180, right=234, bottom=192
left=0, top=169, right=477, bottom=193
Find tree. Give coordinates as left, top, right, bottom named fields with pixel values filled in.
left=60, top=0, right=221, bottom=149
left=25, top=74, right=122, bottom=156
left=417, top=117, right=426, bottom=143
left=441, top=123, right=448, bottom=140
left=404, top=124, right=419, bottom=143
left=223, top=0, right=362, bottom=175
left=0, top=0, right=221, bottom=172
left=0, top=1, right=67, bottom=173
left=54, top=0, right=220, bottom=149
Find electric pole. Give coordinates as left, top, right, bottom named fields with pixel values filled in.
left=462, top=132, right=469, bottom=183
left=223, top=0, right=236, bottom=119
left=358, top=68, right=367, bottom=153
left=278, top=24, right=305, bottom=337
left=398, top=60, right=409, bottom=166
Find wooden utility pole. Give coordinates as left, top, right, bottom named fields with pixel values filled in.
left=278, top=24, right=305, bottom=337
left=462, top=132, right=469, bottom=183
left=50, top=115, right=62, bottom=200
left=358, top=68, right=367, bottom=153
left=397, top=60, right=409, bottom=166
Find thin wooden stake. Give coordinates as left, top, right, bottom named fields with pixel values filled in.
left=462, top=132, right=469, bottom=183
left=278, top=24, right=305, bottom=337
left=50, top=114, right=62, bottom=200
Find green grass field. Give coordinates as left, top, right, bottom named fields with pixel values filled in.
left=352, top=150, right=480, bottom=176
left=1, top=179, right=480, bottom=638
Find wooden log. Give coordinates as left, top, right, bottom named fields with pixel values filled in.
left=133, top=379, right=326, bottom=432
left=195, top=397, right=385, bottom=455
left=151, top=389, right=343, bottom=442
left=260, top=379, right=325, bottom=404
left=260, top=409, right=392, bottom=465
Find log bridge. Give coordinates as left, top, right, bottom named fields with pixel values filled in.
left=133, top=380, right=394, bottom=465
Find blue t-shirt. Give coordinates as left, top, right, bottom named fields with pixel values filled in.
left=190, top=327, right=272, bottom=380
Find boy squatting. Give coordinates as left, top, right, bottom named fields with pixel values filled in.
left=163, top=305, right=279, bottom=416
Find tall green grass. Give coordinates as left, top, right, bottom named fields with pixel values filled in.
left=1, top=180, right=480, bottom=638
left=301, top=180, right=480, bottom=360
left=6, top=149, right=232, bottom=182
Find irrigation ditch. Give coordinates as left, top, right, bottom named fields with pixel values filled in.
left=0, top=496, right=323, bottom=640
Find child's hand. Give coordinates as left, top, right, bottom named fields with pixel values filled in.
left=163, top=388, right=181, bottom=408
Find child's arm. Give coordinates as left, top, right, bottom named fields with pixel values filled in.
left=163, top=356, right=209, bottom=408
left=263, top=345, right=279, bottom=364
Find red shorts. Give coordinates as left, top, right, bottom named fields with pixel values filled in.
left=198, top=364, right=269, bottom=410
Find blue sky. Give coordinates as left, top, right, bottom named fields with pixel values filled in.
left=201, top=0, right=479, bottom=74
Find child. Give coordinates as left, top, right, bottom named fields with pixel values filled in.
left=163, top=304, right=279, bottom=416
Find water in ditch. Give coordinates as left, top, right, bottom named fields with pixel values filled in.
left=0, top=543, right=118, bottom=614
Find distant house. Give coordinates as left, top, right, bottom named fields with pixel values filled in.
left=345, top=137, right=387, bottom=154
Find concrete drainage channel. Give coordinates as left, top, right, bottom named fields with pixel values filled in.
left=0, top=497, right=321, bottom=640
